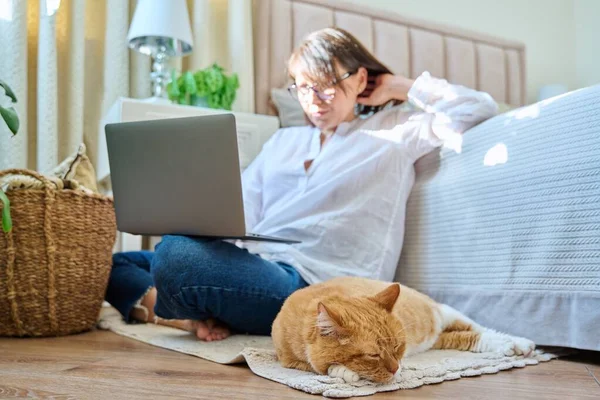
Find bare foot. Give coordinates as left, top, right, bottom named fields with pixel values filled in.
left=129, top=287, right=230, bottom=341
left=193, top=319, right=231, bottom=342
left=154, top=317, right=195, bottom=332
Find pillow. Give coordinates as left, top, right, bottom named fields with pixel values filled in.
left=2, top=144, right=98, bottom=194
left=50, top=143, right=99, bottom=193
left=270, top=88, right=309, bottom=127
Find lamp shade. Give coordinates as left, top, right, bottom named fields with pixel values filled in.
left=128, top=0, right=193, bottom=57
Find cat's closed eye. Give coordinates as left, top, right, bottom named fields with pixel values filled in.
left=365, top=353, right=380, bottom=359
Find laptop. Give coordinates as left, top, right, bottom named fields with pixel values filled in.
left=105, top=114, right=300, bottom=244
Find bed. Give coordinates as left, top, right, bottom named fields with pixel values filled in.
left=253, top=0, right=526, bottom=115
left=252, top=0, right=600, bottom=351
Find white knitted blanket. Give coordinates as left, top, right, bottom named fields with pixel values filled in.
left=398, top=85, right=600, bottom=351
left=98, top=307, right=558, bottom=398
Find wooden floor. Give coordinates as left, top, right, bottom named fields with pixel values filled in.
left=0, top=329, right=598, bottom=400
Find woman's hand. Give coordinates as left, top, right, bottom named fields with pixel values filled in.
left=357, top=74, right=415, bottom=106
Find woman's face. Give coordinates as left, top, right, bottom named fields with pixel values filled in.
left=293, top=66, right=367, bottom=132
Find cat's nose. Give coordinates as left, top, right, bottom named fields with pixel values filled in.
left=388, top=363, right=399, bottom=374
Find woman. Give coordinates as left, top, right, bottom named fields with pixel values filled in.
left=105, top=27, right=497, bottom=342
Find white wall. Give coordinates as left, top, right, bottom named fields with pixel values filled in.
left=574, top=0, right=600, bottom=89
left=347, top=0, right=584, bottom=104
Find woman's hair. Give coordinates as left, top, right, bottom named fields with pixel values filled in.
left=287, top=27, right=398, bottom=117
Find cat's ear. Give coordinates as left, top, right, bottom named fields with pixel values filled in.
left=370, top=283, right=400, bottom=312
left=317, top=302, right=347, bottom=337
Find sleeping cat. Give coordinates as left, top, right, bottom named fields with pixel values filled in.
left=272, top=276, right=535, bottom=384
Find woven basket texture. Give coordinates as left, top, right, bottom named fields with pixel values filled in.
left=0, top=169, right=116, bottom=337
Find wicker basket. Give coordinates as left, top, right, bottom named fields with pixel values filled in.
left=0, top=169, right=117, bottom=337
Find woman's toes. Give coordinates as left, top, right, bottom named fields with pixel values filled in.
left=205, top=319, right=231, bottom=341
left=193, top=321, right=211, bottom=340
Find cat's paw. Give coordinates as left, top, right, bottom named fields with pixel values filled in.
left=510, top=336, right=536, bottom=356
left=328, top=364, right=360, bottom=383
left=476, top=331, right=515, bottom=355
left=477, top=331, right=535, bottom=357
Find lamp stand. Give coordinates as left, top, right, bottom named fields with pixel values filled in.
left=150, top=48, right=170, bottom=99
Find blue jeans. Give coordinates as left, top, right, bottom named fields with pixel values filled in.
left=105, top=235, right=308, bottom=335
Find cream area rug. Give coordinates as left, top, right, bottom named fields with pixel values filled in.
left=98, top=306, right=560, bottom=398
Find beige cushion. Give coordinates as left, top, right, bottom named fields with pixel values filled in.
left=270, top=88, right=309, bottom=127
left=2, top=144, right=98, bottom=194
left=50, top=143, right=99, bottom=193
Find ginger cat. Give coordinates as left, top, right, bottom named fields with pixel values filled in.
left=272, top=276, right=535, bottom=383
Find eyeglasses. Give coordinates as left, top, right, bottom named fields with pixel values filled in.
left=288, top=70, right=356, bottom=102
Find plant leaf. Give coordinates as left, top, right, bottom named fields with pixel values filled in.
left=0, top=105, right=19, bottom=135
left=0, top=189, right=12, bottom=233
left=183, top=71, right=197, bottom=95
left=213, top=68, right=225, bottom=91
left=0, top=79, right=17, bottom=103
left=184, top=64, right=240, bottom=110
left=195, top=71, right=208, bottom=97
left=167, top=70, right=180, bottom=99
left=223, top=91, right=234, bottom=110
left=208, top=94, right=222, bottom=109
left=205, top=66, right=224, bottom=93
left=229, top=74, right=240, bottom=90
left=178, top=93, right=189, bottom=105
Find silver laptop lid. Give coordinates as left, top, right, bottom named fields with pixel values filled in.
left=105, top=114, right=246, bottom=237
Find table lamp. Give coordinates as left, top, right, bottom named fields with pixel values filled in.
left=127, top=0, right=194, bottom=100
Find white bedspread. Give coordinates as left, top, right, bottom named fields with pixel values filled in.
left=397, top=84, right=600, bottom=351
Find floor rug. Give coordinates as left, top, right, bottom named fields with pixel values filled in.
left=98, top=306, right=560, bottom=398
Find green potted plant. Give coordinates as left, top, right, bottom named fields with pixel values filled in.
left=167, top=63, right=240, bottom=110
left=0, top=79, right=19, bottom=233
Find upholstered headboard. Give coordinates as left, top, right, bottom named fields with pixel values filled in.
left=253, top=0, right=526, bottom=115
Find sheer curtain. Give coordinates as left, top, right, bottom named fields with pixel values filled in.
left=0, top=0, right=254, bottom=172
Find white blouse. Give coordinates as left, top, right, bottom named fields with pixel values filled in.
left=236, top=72, right=498, bottom=285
